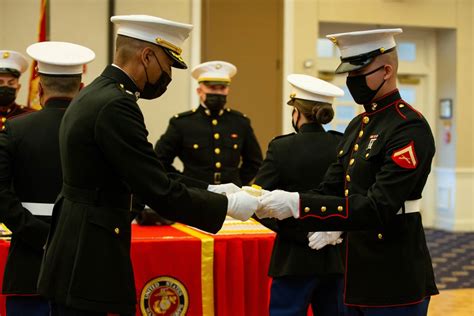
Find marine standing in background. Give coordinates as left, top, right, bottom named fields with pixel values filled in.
left=155, top=61, right=262, bottom=186
left=0, top=41, right=95, bottom=316
left=0, top=50, right=36, bottom=130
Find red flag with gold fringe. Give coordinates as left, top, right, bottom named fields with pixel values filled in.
left=27, top=0, right=49, bottom=110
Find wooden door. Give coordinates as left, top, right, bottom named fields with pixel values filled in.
left=201, top=0, right=284, bottom=150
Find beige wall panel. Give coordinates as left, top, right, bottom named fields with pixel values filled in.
left=455, top=0, right=474, bottom=167
left=50, top=0, right=108, bottom=88
left=436, top=30, right=457, bottom=168
left=115, top=0, right=193, bottom=145
left=317, top=0, right=456, bottom=28
left=293, top=0, right=318, bottom=75
left=0, top=0, right=42, bottom=106
left=201, top=0, right=283, bottom=151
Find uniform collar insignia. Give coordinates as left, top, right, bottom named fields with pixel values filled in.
left=102, top=65, right=140, bottom=95
left=363, top=89, right=401, bottom=114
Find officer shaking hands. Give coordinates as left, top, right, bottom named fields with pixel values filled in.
left=0, top=41, right=95, bottom=316
left=257, top=29, right=438, bottom=315
left=36, top=15, right=259, bottom=316
left=0, top=50, right=35, bottom=130
left=155, top=60, right=262, bottom=187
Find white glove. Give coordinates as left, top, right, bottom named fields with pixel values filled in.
left=255, top=189, right=299, bottom=220
left=308, top=231, right=343, bottom=250
left=226, top=190, right=259, bottom=221
left=208, top=183, right=241, bottom=195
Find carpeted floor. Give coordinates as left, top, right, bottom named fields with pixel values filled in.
left=425, top=228, right=474, bottom=290
left=424, top=228, right=474, bottom=315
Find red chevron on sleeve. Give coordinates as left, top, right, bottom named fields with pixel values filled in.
left=391, top=141, right=418, bottom=169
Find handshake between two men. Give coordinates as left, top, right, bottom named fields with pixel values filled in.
left=208, top=183, right=343, bottom=250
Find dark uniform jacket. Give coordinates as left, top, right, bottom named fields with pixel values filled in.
left=155, top=105, right=263, bottom=186
left=37, top=66, right=228, bottom=314
left=0, top=102, right=36, bottom=131
left=255, top=123, right=344, bottom=278
left=296, top=90, right=438, bottom=306
left=0, top=99, right=67, bottom=294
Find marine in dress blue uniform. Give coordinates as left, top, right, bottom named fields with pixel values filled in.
left=0, top=50, right=35, bottom=131
left=255, top=74, right=346, bottom=316
left=257, top=29, right=438, bottom=316
left=155, top=61, right=262, bottom=186
left=0, top=41, right=95, bottom=316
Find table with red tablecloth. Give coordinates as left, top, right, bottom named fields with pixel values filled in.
left=0, top=218, right=275, bottom=316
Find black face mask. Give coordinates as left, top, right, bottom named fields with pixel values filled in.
left=205, top=93, right=227, bottom=112
left=346, top=66, right=385, bottom=105
left=291, top=108, right=300, bottom=132
left=141, top=52, right=172, bottom=100
left=0, top=86, right=16, bottom=107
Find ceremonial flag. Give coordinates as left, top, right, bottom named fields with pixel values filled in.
left=27, top=0, right=49, bottom=110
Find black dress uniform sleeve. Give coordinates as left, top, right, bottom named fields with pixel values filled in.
left=95, top=97, right=227, bottom=233
left=0, top=130, right=49, bottom=251
left=254, top=140, right=280, bottom=232
left=239, top=121, right=262, bottom=185
left=298, top=118, right=435, bottom=231
left=255, top=139, right=308, bottom=244
left=154, top=118, right=182, bottom=174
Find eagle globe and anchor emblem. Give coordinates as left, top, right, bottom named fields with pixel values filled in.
left=140, top=276, right=189, bottom=315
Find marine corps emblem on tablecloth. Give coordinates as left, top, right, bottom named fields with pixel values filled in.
left=140, top=276, right=189, bottom=316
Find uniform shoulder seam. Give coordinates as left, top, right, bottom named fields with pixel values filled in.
left=225, top=108, right=248, bottom=118
left=271, top=133, right=295, bottom=142
left=172, top=109, right=197, bottom=119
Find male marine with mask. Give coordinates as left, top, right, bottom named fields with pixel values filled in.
left=257, top=28, right=438, bottom=316
left=155, top=60, right=262, bottom=186
left=37, top=16, right=258, bottom=316
left=0, top=50, right=35, bottom=130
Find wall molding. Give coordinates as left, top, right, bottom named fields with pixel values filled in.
left=434, top=167, right=474, bottom=231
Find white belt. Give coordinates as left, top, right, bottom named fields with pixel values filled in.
left=396, top=199, right=420, bottom=215
left=21, top=202, right=54, bottom=216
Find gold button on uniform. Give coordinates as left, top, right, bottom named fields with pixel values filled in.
left=304, top=207, right=311, bottom=213
left=363, top=116, right=370, bottom=124
left=337, top=206, right=343, bottom=212
left=214, top=133, right=220, bottom=140
left=349, top=158, right=355, bottom=166
left=114, top=228, right=120, bottom=234
left=193, top=144, right=199, bottom=149
left=353, top=144, right=359, bottom=151
left=338, top=150, right=344, bottom=156
left=212, top=119, right=218, bottom=126
left=365, top=153, right=370, bottom=158
left=321, top=206, right=327, bottom=212
left=399, top=103, right=405, bottom=108
left=214, top=148, right=221, bottom=154
left=233, top=144, right=238, bottom=150
left=346, top=174, right=351, bottom=182
left=215, top=162, right=222, bottom=168
left=345, top=189, right=349, bottom=197
left=1, top=117, right=5, bottom=123
left=359, top=130, right=364, bottom=138
left=378, top=233, right=383, bottom=240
